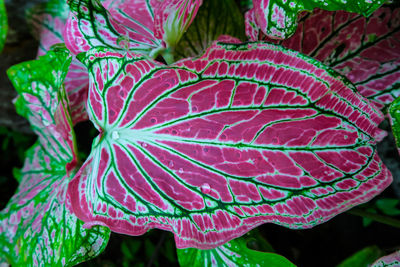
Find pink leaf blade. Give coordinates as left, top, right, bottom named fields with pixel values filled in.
left=265, top=7, right=400, bottom=113
left=64, top=0, right=162, bottom=57
left=27, top=0, right=89, bottom=124
left=69, top=42, right=391, bottom=249
left=372, top=250, right=400, bottom=267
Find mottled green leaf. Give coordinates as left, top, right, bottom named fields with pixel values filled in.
left=246, top=0, right=384, bottom=39
left=1, top=47, right=110, bottom=266
left=390, top=96, right=400, bottom=153
left=177, top=233, right=295, bottom=267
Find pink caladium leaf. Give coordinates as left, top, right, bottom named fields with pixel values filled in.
left=64, top=0, right=202, bottom=61
left=153, top=0, right=203, bottom=48
left=246, top=0, right=384, bottom=40
left=68, top=41, right=391, bottom=249
left=64, top=0, right=162, bottom=57
left=0, top=47, right=110, bottom=266
left=372, top=250, right=400, bottom=267
left=263, top=7, right=400, bottom=113
left=27, top=0, right=89, bottom=124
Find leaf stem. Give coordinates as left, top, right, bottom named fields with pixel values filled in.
left=348, top=207, right=400, bottom=229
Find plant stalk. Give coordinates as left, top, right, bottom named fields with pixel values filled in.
left=348, top=207, right=400, bottom=228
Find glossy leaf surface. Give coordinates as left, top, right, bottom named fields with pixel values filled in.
left=372, top=250, right=400, bottom=267
left=246, top=0, right=384, bottom=39
left=0, top=48, right=110, bottom=266
left=264, top=7, right=400, bottom=113
left=175, top=0, right=245, bottom=59
left=0, top=0, right=7, bottom=52
left=68, top=42, right=391, bottom=249
left=177, top=234, right=295, bottom=266
left=27, top=0, right=89, bottom=124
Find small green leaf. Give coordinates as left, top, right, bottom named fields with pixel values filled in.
left=337, top=246, right=383, bottom=267
left=376, top=199, right=400, bottom=216
left=0, top=0, right=7, bottom=52
left=389, top=96, right=400, bottom=152
left=177, top=234, right=295, bottom=267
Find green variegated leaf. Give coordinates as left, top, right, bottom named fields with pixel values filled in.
left=246, top=0, right=384, bottom=40
left=0, top=47, right=110, bottom=266
left=175, top=0, right=245, bottom=59
left=9, top=46, right=75, bottom=166
left=177, top=234, right=295, bottom=267
left=27, top=0, right=90, bottom=124
left=0, top=0, right=7, bottom=52
left=389, top=96, right=400, bottom=154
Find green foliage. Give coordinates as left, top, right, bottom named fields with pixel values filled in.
left=175, top=0, right=245, bottom=59
left=0, top=0, right=7, bottom=52
left=337, top=246, right=383, bottom=267
left=177, top=230, right=295, bottom=267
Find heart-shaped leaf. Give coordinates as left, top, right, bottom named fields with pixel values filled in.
left=177, top=233, right=295, bottom=266
left=264, top=7, right=400, bottom=113
left=0, top=0, right=7, bottom=52
left=68, top=41, right=391, bottom=249
left=27, top=0, right=90, bottom=124
left=246, top=0, right=384, bottom=39
left=0, top=47, right=110, bottom=266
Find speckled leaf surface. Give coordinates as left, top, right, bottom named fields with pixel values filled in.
left=177, top=234, right=295, bottom=266
left=0, top=0, right=7, bottom=52
left=27, top=0, right=89, bottom=124
left=68, top=41, right=391, bottom=249
left=65, top=0, right=201, bottom=60
left=263, top=7, right=400, bottom=113
left=175, top=0, right=245, bottom=59
left=246, top=0, right=384, bottom=40
left=0, top=48, right=110, bottom=266
left=372, top=250, right=400, bottom=267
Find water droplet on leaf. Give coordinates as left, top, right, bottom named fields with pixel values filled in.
left=75, top=37, right=84, bottom=46
left=178, top=168, right=183, bottom=174
left=43, top=120, right=50, bottom=127
left=112, top=131, right=119, bottom=140
left=201, top=183, right=211, bottom=194
left=168, top=161, right=174, bottom=167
